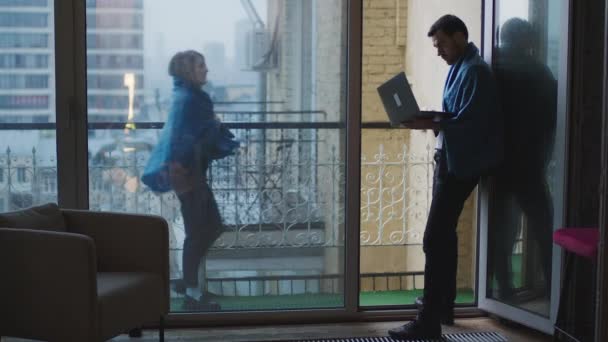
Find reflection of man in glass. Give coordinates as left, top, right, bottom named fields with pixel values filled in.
left=142, top=50, right=239, bottom=311
left=389, top=15, right=503, bottom=340
left=490, top=17, right=556, bottom=301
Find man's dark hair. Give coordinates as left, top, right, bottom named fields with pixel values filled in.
left=427, top=14, right=469, bottom=40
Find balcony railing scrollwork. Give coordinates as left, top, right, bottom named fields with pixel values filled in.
left=0, top=119, right=435, bottom=251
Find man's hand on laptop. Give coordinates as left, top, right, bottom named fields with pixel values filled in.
left=400, top=118, right=439, bottom=130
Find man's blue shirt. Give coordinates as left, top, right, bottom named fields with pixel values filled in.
left=440, top=42, right=504, bottom=179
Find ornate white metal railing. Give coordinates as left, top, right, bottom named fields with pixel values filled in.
left=360, top=143, right=434, bottom=246
left=0, top=140, right=435, bottom=249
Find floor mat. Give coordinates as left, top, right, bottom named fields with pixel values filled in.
left=277, top=331, right=507, bottom=342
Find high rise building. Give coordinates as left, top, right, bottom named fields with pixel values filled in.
left=203, top=41, right=227, bottom=85
left=235, top=18, right=251, bottom=72
left=86, top=0, right=144, bottom=123
left=0, top=0, right=55, bottom=124
left=0, top=0, right=145, bottom=124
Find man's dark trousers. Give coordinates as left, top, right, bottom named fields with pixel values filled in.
left=421, top=148, right=479, bottom=320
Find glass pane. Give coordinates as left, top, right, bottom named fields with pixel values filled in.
left=85, top=0, right=348, bottom=312
left=487, top=0, right=562, bottom=317
left=0, top=0, right=56, bottom=212
left=359, top=0, right=481, bottom=308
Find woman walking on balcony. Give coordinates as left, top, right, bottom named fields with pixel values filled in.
left=142, top=50, right=239, bottom=311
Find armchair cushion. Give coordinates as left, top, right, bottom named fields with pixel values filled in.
left=0, top=228, right=97, bottom=341
left=0, top=203, right=66, bottom=232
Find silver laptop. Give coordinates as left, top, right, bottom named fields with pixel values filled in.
left=377, top=72, right=452, bottom=126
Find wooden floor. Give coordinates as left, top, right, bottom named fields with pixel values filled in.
left=1, top=317, right=553, bottom=342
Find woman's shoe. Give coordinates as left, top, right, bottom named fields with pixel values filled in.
left=182, top=295, right=221, bottom=312
left=171, top=279, right=187, bottom=295
left=172, top=280, right=216, bottom=298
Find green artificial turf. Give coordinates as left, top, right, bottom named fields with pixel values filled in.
left=512, top=254, right=522, bottom=287
left=359, top=289, right=475, bottom=306
left=170, top=289, right=476, bottom=312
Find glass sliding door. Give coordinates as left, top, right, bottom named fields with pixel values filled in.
left=359, top=0, right=481, bottom=309
left=0, top=0, right=57, bottom=211
left=479, top=0, right=569, bottom=333
left=85, top=0, right=350, bottom=313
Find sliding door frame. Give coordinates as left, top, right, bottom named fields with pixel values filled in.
left=53, top=0, right=489, bottom=326
left=596, top=0, right=608, bottom=340
left=55, top=0, right=89, bottom=210
left=477, top=0, right=573, bottom=334
left=157, top=0, right=364, bottom=326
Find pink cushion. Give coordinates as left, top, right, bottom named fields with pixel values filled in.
left=553, top=228, right=599, bottom=260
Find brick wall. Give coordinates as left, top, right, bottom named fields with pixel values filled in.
left=360, top=0, right=481, bottom=292
left=265, top=0, right=480, bottom=293
left=362, top=0, right=407, bottom=123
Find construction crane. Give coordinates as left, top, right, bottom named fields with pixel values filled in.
left=239, top=0, right=272, bottom=70
left=240, top=0, right=264, bottom=30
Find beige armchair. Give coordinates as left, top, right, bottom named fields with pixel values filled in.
left=0, top=204, right=169, bottom=342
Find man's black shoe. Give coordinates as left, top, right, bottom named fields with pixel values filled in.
left=415, top=296, right=454, bottom=326
left=388, top=319, right=442, bottom=340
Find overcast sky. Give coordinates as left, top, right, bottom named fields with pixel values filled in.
left=498, top=0, right=528, bottom=24
left=144, top=0, right=267, bottom=59
left=141, top=0, right=268, bottom=92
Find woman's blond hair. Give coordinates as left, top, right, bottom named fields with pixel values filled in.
left=168, top=50, right=205, bottom=85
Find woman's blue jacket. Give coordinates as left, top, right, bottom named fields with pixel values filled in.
left=142, top=78, right=239, bottom=192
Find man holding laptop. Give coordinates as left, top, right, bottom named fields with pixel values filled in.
left=378, top=72, right=453, bottom=125
left=383, top=15, right=503, bottom=339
